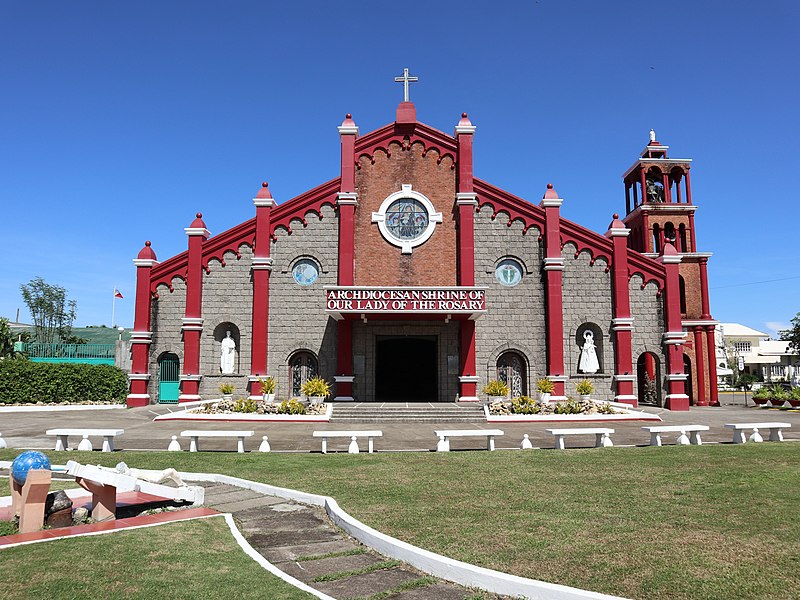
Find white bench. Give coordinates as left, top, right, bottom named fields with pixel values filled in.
left=434, top=429, right=504, bottom=452
left=312, top=430, right=383, bottom=454
left=546, top=427, right=615, bottom=450
left=46, top=428, right=124, bottom=452
left=642, top=425, right=710, bottom=446
left=724, top=422, right=791, bottom=444
left=180, top=430, right=254, bottom=453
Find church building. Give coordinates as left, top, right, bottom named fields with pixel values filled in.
left=126, top=73, right=719, bottom=410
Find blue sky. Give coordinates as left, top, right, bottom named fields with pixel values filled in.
left=1, top=1, right=798, bottom=336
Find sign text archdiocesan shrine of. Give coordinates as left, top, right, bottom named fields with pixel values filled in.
left=325, top=287, right=486, bottom=318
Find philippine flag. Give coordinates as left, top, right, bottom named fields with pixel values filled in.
left=114, top=288, right=124, bottom=299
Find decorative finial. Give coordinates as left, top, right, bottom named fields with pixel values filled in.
left=613, top=213, right=619, bottom=219
left=547, top=183, right=553, bottom=189
left=394, top=67, right=419, bottom=102
left=145, top=240, right=151, bottom=246
left=196, top=212, right=202, bottom=218
left=262, top=182, right=268, bottom=188
left=649, top=129, right=656, bottom=142
left=462, top=112, right=467, bottom=118
left=346, top=113, right=352, bottom=119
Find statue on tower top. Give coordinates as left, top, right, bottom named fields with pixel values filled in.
left=649, top=129, right=657, bottom=143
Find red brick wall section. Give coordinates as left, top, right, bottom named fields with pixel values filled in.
left=354, top=142, right=457, bottom=286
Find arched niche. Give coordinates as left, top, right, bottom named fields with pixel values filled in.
left=213, top=322, right=241, bottom=374
left=575, top=323, right=604, bottom=375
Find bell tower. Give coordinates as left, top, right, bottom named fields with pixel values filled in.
left=621, top=131, right=718, bottom=406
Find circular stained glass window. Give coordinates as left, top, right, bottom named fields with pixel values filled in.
left=385, top=198, right=429, bottom=242
left=292, top=259, right=319, bottom=286
left=495, top=259, right=523, bottom=287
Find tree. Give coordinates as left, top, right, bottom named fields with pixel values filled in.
left=780, top=312, right=800, bottom=353
left=0, top=317, right=26, bottom=359
left=19, top=277, right=77, bottom=344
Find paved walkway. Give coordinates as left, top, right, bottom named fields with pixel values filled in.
left=201, top=481, right=503, bottom=599
left=1, top=401, right=799, bottom=453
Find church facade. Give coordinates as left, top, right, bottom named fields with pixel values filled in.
left=126, top=93, right=719, bottom=410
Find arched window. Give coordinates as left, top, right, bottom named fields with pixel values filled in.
left=664, top=222, right=676, bottom=244
left=679, top=224, right=688, bottom=253
left=290, top=351, right=318, bottom=397
left=679, top=275, right=687, bottom=314
left=496, top=351, right=527, bottom=398
left=652, top=223, right=662, bottom=253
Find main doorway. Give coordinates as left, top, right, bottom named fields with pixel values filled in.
left=375, top=336, right=438, bottom=402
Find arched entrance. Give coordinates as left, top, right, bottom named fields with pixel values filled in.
left=684, top=354, right=694, bottom=405
left=290, top=351, right=318, bottom=398
left=158, top=352, right=180, bottom=404
left=496, top=351, right=528, bottom=398
left=375, top=336, right=437, bottom=402
left=636, top=352, right=662, bottom=407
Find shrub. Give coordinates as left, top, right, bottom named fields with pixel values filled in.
left=536, top=377, right=554, bottom=394
left=0, top=361, right=128, bottom=404
left=752, top=387, right=770, bottom=400
left=301, top=376, right=331, bottom=398
left=219, top=382, right=235, bottom=395
left=482, top=379, right=509, bottom=397
left=792, top=387, right=800, bottom=401
left=233, top=398, right=257, bottom=413
left=575, top=379, right=594, bottom=395
left=510, top=395, right=539, bottom=414
left=257, top=376, right=276, bottom=394
left=278, top=398, right=306, bottom=414
left=554, top=398, right=583, bottom=414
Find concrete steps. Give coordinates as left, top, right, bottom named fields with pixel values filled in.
left=201, top=482, right=504, bottom=599
left=331, top=404, right=485, bottom=424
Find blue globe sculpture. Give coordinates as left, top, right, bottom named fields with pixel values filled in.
left=11, top=451, right=51, bottom=486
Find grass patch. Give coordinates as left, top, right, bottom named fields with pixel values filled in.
left=296, top=547, right=367, bottom=562
left=312, top=559, right=401, bottom=582
left=0, top=476, right=79, bottom=497
left=0, top=517, right=314, bottom=600
left=2, top=444, right=800, bottom=599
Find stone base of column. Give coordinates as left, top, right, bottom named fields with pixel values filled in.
left=459, top=375, right=479, bottom=402
left=665, top=394, right=690, bottom=411
left=334, top=375, right=355, bottom=401
left=614, top=395, right=638, bottom=407
left=126, top=393, right=151, bottom=408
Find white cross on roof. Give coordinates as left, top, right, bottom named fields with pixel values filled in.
left=394, top=68, right=418, bottom=102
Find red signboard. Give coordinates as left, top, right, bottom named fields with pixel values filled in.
left=325, top=287, right=486, bottom=316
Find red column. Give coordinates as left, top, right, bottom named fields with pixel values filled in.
left=658, top=244, right=689, bottom=410
left=335, top=114, right=358, bottom=401
left=685, top=167, right=693, bottom=205
left=606, top=215, right=636, bottom=406
left=456, top=113, right=479, bottom=402
left=127, top=241, right=158, bottom=407
left=662, top=172, right=672, bottom=203
left=541, top=184, right=566, bottom=399
left=706, top=326, right=720, bottom=406
left=639, top=166, right=648, bottom=204
left=693, top=326, right=708, bottom=406
left=249, top=183, right=274, bottom=398
left=179, top=213, right=209, bottom=402
left=699, top=257, right=711, bottom=319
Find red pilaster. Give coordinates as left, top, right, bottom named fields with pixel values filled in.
left=541, top=184, right=566, bottom=399
left=459, top=320, right=479, bottom=402
left=699, top=257, right=711, bottom=319
left=685, top=167, right=693, bottom=205
left=335, top=114, right=359, bottom=401
left=688, top=213, right=697, bottom=252
left=706, top=326, right=720, bottom=406
left=693, top=326, right=708, bottom=406
left=249, top=183, right=274, bottom=398
left=658, top=243, right=689, bottom=410
left=605, top=215, right=636, bottom=406
left=180, top=213, right=209, bottom=402
left=127, top=241, right=158, bottom=407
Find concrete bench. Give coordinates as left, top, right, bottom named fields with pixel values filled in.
left=46, top=428, right=124, bottom=452
left=546, top=427, right=615, bottom=450
left=180, top=430, right=254, bottom=453
left=434, top=429, right=504, bottom=452
left=312, top=430, right=383, bottom=454
left=724, top=422, right=791, bottom=444
left=642, top=425, right=710, bottom=446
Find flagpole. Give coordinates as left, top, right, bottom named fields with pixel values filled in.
left=112, top=287, right=116, bottom=328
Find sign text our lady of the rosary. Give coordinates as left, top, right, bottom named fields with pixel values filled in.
left=324, top=287, right=486, bottom=314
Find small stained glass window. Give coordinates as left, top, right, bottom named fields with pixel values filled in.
left=385, top=199, right=429, bottom=241
left=292, top=259, right=319, bottom=286
left=495, top=259, right=523, bottom=287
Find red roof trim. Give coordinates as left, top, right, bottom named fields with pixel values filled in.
left=474, top=178, right=545, bottom=235
left=354, top=122, right=457, bottom=168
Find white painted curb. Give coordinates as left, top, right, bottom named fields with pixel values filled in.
left=154, top=402, right=333, bottom=422
left=484, top=403, right=662, bottom=423
left=178, top=472, right=627, bottom=600
left=0, top=404, right=126, bottom=413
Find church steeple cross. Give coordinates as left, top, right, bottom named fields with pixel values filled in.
left=394, top=67, right=418, bottom=102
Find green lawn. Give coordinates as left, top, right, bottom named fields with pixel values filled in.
left=2, top=444, right=799, bottom=599
left=1, top=517, right=314, bottom=600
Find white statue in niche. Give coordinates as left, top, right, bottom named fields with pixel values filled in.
left=220, top=330, right=236, bottom=374
left=579, top=330, right=600, bottom=374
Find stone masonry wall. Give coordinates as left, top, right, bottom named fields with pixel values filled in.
left=199, top=243, right=254, bottom=399
left=148, top=277, right=186, bottom=401
left=268, top=203, right=339, bottom=398
left=561, top=243, right=615, bottom=401
left=474, top=204, right=546, bottom=397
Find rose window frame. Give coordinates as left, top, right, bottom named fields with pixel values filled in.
left=371, top=184, right=442, bottom=254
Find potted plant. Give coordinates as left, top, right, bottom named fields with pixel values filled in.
left=258, top=376, right=276, bottom=404
left=536, top=377, right=554, bottom=403
left=575, top=379, right=593, bottom=400
left=788, top=386, right=800, bottom=408
left=482, top=379, right=509, bottom=404
left=768, top=384, right=788, bottom=407
left=219, top=382, right=235, bottom=402
left=301, top=376, right=331, bottom=405
left=751, top=386, right=769, bottom=406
